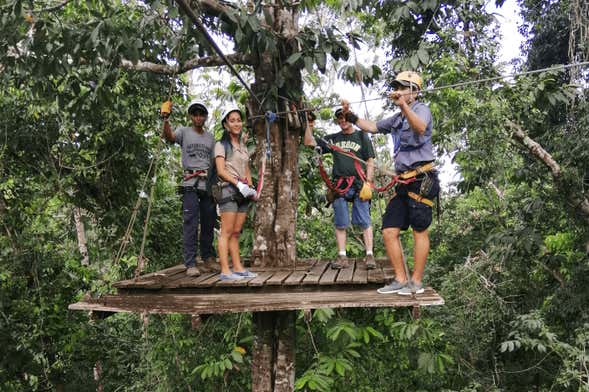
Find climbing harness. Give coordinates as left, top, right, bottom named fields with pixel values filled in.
left=182, top=169, right=206, bottom=182
left=386, top=163, right=437, bottom=207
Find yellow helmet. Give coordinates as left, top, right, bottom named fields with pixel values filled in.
left=392, top=71, right=423, bottom=90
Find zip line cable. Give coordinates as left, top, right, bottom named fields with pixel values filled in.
left=248, top=60, right=589, bottom=120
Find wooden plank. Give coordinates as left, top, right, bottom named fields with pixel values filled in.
left=265, top=270, right=292, bottom=286
left=301, top=261, right=329, bottom=285
left=382, top=267, right=395, bottom=281
left=191, top=273, right=222, bottom=288
left=174, top=273, right=217, bottom=288
left=69, top=287, right=444, bottom=315
left=335, top=260, right=356, bottom=284
left=367, top=266, right=384, bottom=283
left=319, top=266, right=339, bottom=285
left=247, top=272, right=274, bottom=287
left=283, top=270, right=307, bottom=286
left=352, top=259, right=368, bottom=284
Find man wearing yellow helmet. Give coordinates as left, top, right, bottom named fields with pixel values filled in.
left=344, top=70, right=439, bottom=295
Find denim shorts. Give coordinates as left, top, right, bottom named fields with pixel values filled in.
left=218, top=185, right=250, bottom=213
left=332, top=188, right=371, bottom=229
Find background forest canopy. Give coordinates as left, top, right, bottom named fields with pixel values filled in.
left=1, top=0, right=588, bottom=390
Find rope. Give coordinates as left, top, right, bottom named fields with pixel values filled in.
left=174, top=0, right=262, bottom=107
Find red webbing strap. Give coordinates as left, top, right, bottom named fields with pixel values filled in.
left=353, top=160, right=415, bottom=192
left=317, top=157, right=354, bottom=194
left=183, top=169, right=206, bottom=181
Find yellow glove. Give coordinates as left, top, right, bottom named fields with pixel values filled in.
left=359, top=182, right=372, bottom=201
left=160, top=100, right=172, bottom=118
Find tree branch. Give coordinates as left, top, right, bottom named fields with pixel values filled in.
left=119, top=53, right=255, bottom=74
left=507, top=120, right=561, bottom=177
left=507, top=120, right=589, bottom=223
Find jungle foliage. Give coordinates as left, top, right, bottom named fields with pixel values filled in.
left=1, top=0, right=588, bottom=390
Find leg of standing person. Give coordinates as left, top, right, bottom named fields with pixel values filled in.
left=351, top=196, right=375, bottom=268
left=182, top=191, right=200, bottom=276
left=411, top=229, right=429, bottom=285
left=199, top=193, right=219, bottom=272
left=382, top=228, right=408, bottom=283
left=332, top=195, right=350, bottom=269
left=228, top=212, right=248, bottom=273
left=218, top=210, right=237, bottom=276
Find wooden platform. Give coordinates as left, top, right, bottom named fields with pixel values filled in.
left=69, top=259, right=444, bottom=315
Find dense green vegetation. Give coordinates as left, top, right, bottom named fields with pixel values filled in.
left=1, top=0, right=587, bottom=390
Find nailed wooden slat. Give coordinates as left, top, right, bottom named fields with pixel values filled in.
left=382, top=267, right=395, bottom=281
left=265, top=270, right=292, bottom=285
left=301, top=261, right=330, bottom=285
left=174, top=273, right=217, bottom=288
left=335, top=260, right=356, bottom=284
left=367, top=266, right=384, bottom=283
left=247, top=272, right=274, bottom=287
left=283, top=270, right=307, bottom=286
left=319, top=266, right=339, bottom=285
left=352, top=260, right=368, bottom=284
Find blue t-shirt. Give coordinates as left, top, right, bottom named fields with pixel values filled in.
left=375, top=101, right=434, bottom=172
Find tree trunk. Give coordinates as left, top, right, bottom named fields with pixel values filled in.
left=73, top=207, right=90, bottom=266
left=274, top=312, right=296, bottom=392
left=252, top=311, right=296, bottom=392
left=248, top=5, right=302, bottom=268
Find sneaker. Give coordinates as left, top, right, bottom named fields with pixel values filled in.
left=398, top=281, right=425, bottom=296
left=234, top=269, right=257, bottom=278
left=186, top=266, right=201, bottom=277
left=219, top=272, right=245, bottom=281
left=200, top=256, right=220, bottom=273
left=377, top=279, right=408, bottom=294
left=331, top=255, right=349, bottom=269
left=364, top=254, right=376, bottom=270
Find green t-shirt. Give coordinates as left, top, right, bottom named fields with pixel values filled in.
left=316, top=131, right=375, bottom=188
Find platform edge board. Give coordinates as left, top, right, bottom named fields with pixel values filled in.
left=69, top=288, right=444, bottom=315
left=69, top=298, right=445, bottom=315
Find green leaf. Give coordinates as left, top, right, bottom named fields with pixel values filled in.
left=286, top=52, right=303, bottom=65
left=417, top=48, right=429, bottom=64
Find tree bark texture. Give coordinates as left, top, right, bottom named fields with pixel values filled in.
left=249, top=5, right=302, bottom=268
left=252, top=312, right=275, bottom=392
left=274, top=312, right=296, bottom=392
left=73, top=207, right=90, bottom=266
left=252, top=312, right=296, bottom=392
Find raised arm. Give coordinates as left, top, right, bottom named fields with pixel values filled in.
left=162, top=118, right=176, bottom=142
left=391, top=92, right=427, bottom=135
left=340, top=99, right=378, bottom=133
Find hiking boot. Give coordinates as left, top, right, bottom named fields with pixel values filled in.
left=364, top=254, right=376, bottom=270
left=398, top=281, right=425, bottom=296
left=377, top=279, right=408, bottom=294
left=200, top=256, right=220, bottom=273
left=186, top=266, right=201, bottom=277
left=331, top=255, right=349, bottom=269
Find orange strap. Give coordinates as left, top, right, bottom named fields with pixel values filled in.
left=408, top=191, right=434, bottom=207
